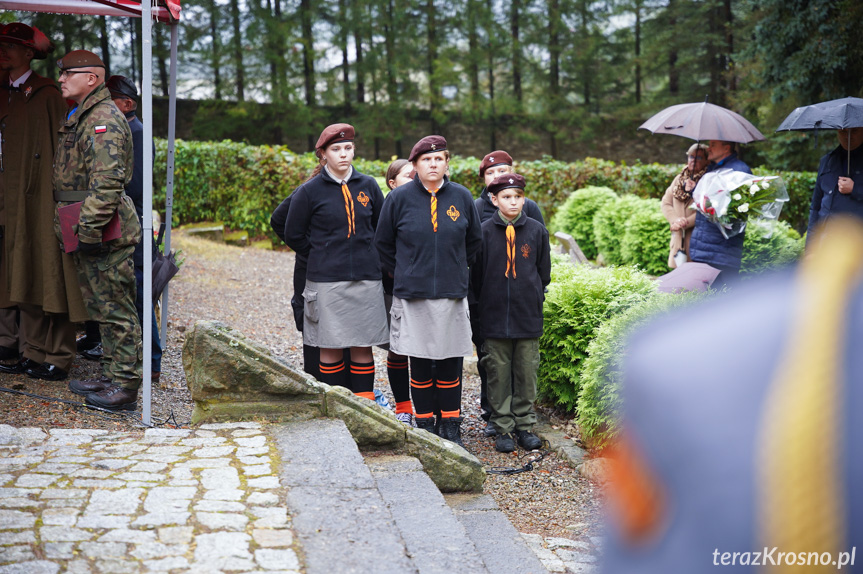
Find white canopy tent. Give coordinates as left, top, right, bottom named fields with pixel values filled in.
left=0, top=0, right=181, bottom=425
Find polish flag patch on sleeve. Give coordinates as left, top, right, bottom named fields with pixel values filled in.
left=94, top=125, right=107, bottom=134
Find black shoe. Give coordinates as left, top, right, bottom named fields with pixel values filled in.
left=0, top=357, right=38, bottom=375
left=516, top=429, right=543, bottom=451
left=85, top=385, right=138, bottom=411
left=438, top=417, right=465, bottom=447
left=0, top=345, right=18, bottom=361
left=81, top=342, right=103, bottom=361
left=25, top=362, right=68, bottom=381
left=415, top=416, right=437, bottom=435
left=69, top=376, right=113, bottom=396
left=76, top=334, right=101, bottom=353
left=495, top=432, right=517, bottom=453
left=483, top=421, right=498, bottom=437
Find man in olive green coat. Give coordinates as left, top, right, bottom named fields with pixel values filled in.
left=0, top=23, right=87, bottom=380
left=53, top=50, right=143, bottom=411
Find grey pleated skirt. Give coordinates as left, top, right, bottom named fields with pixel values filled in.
left=302, top=280, right=389, bottom=348
left=389, top=296, right=473, bottom=360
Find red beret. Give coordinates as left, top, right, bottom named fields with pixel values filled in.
left=0, top=23, right=53, bottom=60
left=479, top=150, right=514, bottom=176
left=409, top=135, right=447, bottom=162
left=57, top=50, right=105, bottom=70
left=487, top=173, right=526, bottom=196
left=315, top=123, right=355, bottom=155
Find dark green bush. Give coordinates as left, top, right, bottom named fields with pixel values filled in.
left=620, top=200, right=671, bottom=275
left=577, top=290, right=708, bottom=448
left=550, top=187, right=618, bottom=260
left=538, top=258, right=656, bottom=411
left=741, top=219, right=804, bottom=276
left=594, top=195, right=655, bottom=266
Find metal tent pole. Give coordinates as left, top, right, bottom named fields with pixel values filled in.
left=160, top=21, right=178, bottom=348
left=141, top=0, right=154, bottom=425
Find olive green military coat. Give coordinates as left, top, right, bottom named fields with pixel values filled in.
left=0, top=72, right=87, bottom=321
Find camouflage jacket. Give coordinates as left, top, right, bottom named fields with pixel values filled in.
left=53, top=83, right=140, bottom=249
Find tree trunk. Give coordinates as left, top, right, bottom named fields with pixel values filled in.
left=634, top=0, right=642, bottom=104
left=548, top=0, right=560, bottom=101
left=129, top=18, right=137, bottom=86
left=209, top=1, right=222, bottom=100
left=354, top=2, right=365, bottom=104
left=511, top=0, right=522, bottom=104
left=384, top=0, right=398, bottom=104
left=467, top=0, right=480, bottom=104
left=230, top=0, right=245, bottom=101
left=427, top=0, right=438, bottom=131
left=668, top=0, right=678, bottom=96
left=154, top=22, right=169, bottom=97
left=99, top=17, right=111, bottom=75
left=724, top=0, right=735, bottom=92
left=301, top=0, right=316, bottom=108
left=580, top=0, right=591, bottom=106
left=339, top=0, right=350, bottom=110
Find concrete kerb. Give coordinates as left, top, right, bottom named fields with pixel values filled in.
left=184, top=320, right=486, bottom=493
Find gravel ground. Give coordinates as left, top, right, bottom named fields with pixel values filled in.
left=0, top=230, right=603, bottom=541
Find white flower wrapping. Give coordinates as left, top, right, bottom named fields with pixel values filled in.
left=690, top=169, right=789, bottom=239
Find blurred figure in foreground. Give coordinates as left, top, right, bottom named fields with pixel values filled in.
left=603, top=216, right=863, bottom=573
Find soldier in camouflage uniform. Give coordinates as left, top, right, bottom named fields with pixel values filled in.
left=52, top=50, right=143, bottom=411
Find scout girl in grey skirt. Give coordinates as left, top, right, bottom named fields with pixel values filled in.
left=284, top=123, right=388, bottom=400
left=375, top=136, right=483, bottom=445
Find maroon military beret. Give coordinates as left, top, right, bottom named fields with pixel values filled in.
left=0, top=23, right=53, bottom=60
left=315, top=123, right=355, bottom=155
left=409, top=135, right=447, bottom=162
left=479, top=150, right=514, bottom=176
left=57, top=50, right=105, bottom=71
left=487, top=173, right=526, bottom=196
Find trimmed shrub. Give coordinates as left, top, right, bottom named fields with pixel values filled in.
left=538, top=259, right=656, bottom=411
left=741, top=219, right=805, bottom=276
left=619, top=200, right=671, bottom=275
left=550, top=186, right=618, bottom=260
left=576, top=290, right=708, bottom=448
left=594, top=195, right=655, bottom=266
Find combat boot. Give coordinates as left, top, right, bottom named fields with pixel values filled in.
left=68, top=376, right=112, bottom=396
left=85, top=385, right=138, bottom=411
left=438, top=417, right=465, bottom=447
left=415, top=416, right=437, bottom=435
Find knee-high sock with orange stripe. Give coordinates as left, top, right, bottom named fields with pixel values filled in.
left=319, top=359, right=349, bottom=390
left=387, top=355, right=412, bottom=414
left=434, top=357, right=462, bottom=419
left=409, top=357, right=435, bottom=420
left=350, top=360, right=376, bottom=401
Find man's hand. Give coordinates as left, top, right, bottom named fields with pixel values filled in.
left=77, top=241, right=106, bottom=255
left=838, top=176, right=855, bottom=195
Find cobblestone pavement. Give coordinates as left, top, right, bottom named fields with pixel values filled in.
left=521, top=533, right=603, bottom=574
left=0, top=423, right=300, bottom=574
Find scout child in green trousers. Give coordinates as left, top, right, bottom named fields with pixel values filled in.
left=471, top=173, right=551, bottom=453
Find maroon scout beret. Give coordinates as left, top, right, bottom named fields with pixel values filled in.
left=0, top=23, right=53, bottom=60
left=409, top=135, right=447, bottom=162
left=57, top=50, right=106, bottom=71
left=487, top=173, right=526, bottom=196
left=315, top=123, right=354, bottom=156
left=479, top=150, right=514, bottom=176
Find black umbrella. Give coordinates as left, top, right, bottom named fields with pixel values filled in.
left=152, top=249, right=180, bottom=303
left=776, top=97, right=863, bottom=175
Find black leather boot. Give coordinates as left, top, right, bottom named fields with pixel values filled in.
left=85, top=385, right=138, bottom=411
left=415, top=416, right=438, bottom=435
left=438, top=417, right=465, bottom=447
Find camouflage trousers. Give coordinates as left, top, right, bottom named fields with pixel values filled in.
left=73, top=246, right=143, bottom=390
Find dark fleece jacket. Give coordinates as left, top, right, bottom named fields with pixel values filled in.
left=375, top=175, right=482, bottom=299
left=471, top=212, right=551, bottom=339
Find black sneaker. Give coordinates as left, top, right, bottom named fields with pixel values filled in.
left=516, top=429, right=542, bottom=451
left=495, top=432, right=517, bottom=453
left=81, top=342, right=103, bottom=361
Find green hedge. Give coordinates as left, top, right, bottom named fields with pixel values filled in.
left=576, top=290, right=708, bottom=448
left=151, top=140, right=816, bottom=243
left=549, top=186, right=618, bottom=260
left=593, top=195, right=654, bottom=266
left=538, top=258, right=657, bottom=411
left=741, top=219, right=805, bottom=276
left=619, top=201, right=670, bottom=275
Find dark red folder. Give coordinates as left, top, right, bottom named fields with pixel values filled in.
left=58, top=201, right=121, bottom=254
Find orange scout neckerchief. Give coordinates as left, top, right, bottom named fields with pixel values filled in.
left=428, top=188, right=439, bottom=232
left=341, top=181, right=356, bottom=238
left=505, top=222, right=517, bottom=278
